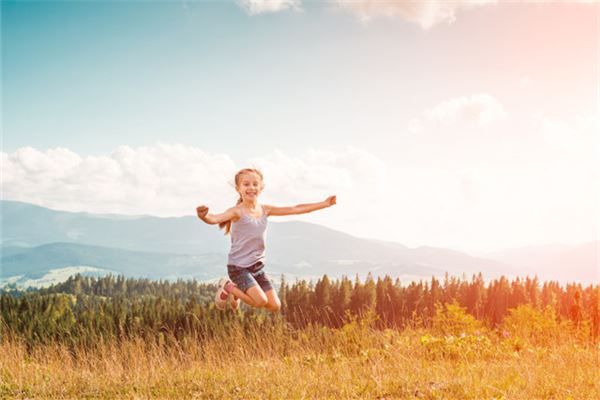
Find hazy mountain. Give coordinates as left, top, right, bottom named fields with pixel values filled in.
left=0, top=200, right=229, bottom=254
left=1, top=242, right=226, bottom=285
left=2, top=200, right=595, bottom=288
left=486, top=242, right=599, bottom=283
left=484, top=244, right=572, bottom=268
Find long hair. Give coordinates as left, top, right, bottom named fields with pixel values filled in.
left=219, top=168, right=264, bottom=235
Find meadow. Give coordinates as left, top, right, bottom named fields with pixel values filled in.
left=1, top=274, right=599, bottom=399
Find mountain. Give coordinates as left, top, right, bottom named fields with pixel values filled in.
left=485, top=244, right=572, bottom=268
left=485, top=242, right=599, bottom=284
left=1, top=242, right=226, bottom=286
left=0, top=200, right=229, bottom=254
left=3, top=200, right=595, bottom=288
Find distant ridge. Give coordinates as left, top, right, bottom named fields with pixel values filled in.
left=1, top=200, right=596, bottom=288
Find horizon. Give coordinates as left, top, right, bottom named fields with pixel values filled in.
left=2, top=1, right=599, bottom=254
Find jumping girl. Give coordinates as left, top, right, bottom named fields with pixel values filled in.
left=196, top=168, right=336, bottom=312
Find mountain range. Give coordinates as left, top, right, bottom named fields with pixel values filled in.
left=1, top=200, right=597, bottom=288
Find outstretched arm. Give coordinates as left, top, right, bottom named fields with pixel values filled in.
left=196, top=205, right=239, bottom=225
left=265, top=195, right=336, bottom=216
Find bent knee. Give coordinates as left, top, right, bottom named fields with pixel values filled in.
left=252, top=295, right=268, bottom=308
left=266, top=299, right=281, bottom=312
left=247, top=286, right=268, bottom=307
left=256, top=298, right=268, bottom=307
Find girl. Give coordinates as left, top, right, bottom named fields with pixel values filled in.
left=196, top=168, right=336, bottom=312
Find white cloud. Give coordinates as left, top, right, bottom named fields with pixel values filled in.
left=334, top=0, right=497, bottom=29
left=532, top=112, right=599, bottom=170
left=237, top=0, right=301, bottom=15
left=393, top=111, right=599, bottom=252
left=410, top=94, right=507, bottom=130
left=1, top=144, right=387, bottom=219
left=519, top=76, right=532, bottom=87
left=407, top=118, right=424, bottom=134
left=334, top=0, right=596, bottom=28
left=2, top=144, right=237, bottom=216
left=248, top=147, right=387, bottom=207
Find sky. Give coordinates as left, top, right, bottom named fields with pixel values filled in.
left=2, top=0, right=599, bottom=254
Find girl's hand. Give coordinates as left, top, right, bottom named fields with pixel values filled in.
left=196, top=205, right=209, bottom=220
left=324, top=195, right=337, bottom=207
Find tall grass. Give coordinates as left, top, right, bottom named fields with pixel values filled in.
left=2, top=304, right=599, bottom=399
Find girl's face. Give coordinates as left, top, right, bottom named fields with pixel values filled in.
left=236, top=172, right=263, bottom=202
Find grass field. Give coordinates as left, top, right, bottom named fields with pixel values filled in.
left=2, top=311, right=599, bottom=400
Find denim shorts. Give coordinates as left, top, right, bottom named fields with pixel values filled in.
left=227, top=261, right=273, bottom=293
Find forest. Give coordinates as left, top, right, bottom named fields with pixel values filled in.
left=2, top=272, right=598, bottom=349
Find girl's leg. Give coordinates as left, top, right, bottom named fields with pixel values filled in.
left=228, top=285, right=268, bottom=308
left=250, top=264, right=279, bottom=312
left=264, top=289, right=281, bottom=313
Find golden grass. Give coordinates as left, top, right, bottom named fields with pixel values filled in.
left=1, top=323, right=599, bottom=400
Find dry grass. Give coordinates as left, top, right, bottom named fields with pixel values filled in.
left=1, top=322, right=599, bottom=400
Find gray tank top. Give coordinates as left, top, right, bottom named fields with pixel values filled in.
left=227, top=205, right=268, bottom=268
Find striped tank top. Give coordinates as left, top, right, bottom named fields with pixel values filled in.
left=227, top=205, right=268, bottom=268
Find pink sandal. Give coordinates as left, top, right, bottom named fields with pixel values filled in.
left=215, top=278, right=231, bottom=310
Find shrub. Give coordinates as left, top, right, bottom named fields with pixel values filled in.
left=419, top=302, right=492, bottom=360
left=501, top=304, right=565, bottom=347
left=431, top=301, right=484, bottom=336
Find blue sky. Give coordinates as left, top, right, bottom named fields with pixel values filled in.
left=2, top=0, right=599, bottom=253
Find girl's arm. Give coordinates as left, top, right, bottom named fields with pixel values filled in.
left=265, top=195, right=336, bottom=217
left=196, top=205, right=240, bottom=225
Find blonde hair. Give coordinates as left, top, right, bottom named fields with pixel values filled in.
left=219, top=168, right=264, bottom=235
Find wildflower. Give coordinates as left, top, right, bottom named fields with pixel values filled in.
left=420, top=334, right=431, bottom=345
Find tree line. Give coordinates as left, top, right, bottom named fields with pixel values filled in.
left=1, top=272, right=598, bottom=350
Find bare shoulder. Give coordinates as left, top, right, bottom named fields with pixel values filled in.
left=262, top=204, right=273, bottom=216
left=228, top=205, right=243, bottom=222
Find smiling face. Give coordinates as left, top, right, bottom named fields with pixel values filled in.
left=235, top=171, right=264, bottom=203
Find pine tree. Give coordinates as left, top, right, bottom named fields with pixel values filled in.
left=313, top=275, right=332, bottom=323
left=331, top=276, right=352, bottom=327
left=278, top=274, right=288, bottom=316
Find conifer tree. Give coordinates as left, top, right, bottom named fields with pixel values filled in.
left=278, top=274, right=288, bottom=316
